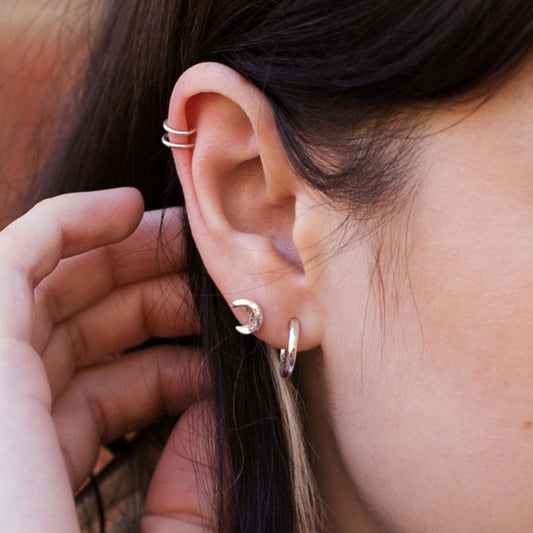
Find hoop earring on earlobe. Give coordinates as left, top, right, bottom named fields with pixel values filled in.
left=161, top=119, right=196, bottom=149
left=231, top=299, right=263, bottom=334
left=280, top=318, right=300, bottom=379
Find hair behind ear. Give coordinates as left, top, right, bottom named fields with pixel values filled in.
left=185, top=236, right=303, bottom=532
left=186, top=253, right=321, bottom=532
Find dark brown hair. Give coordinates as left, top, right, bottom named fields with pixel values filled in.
left=27, top=1, right=533, bottom=531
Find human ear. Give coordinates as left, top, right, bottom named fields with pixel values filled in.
left=166, top=62, right=323, bottom=351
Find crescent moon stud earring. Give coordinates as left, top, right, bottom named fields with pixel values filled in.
left=279, top=318, right=300, bottom=379
left=231, top=299, right=263, bottom=335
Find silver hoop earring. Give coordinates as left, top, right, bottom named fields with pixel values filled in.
left=231, top=299, right=263, bottom=335
left=279, top=318, right=300, bottom=379
left=161, top=119, right=196, bottom=149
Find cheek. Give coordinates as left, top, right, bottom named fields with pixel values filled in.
left=326, top=193, right=533, bottom=532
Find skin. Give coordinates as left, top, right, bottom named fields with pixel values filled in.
left=2, top=58, right=533, bottom=532
left=303, top=60, right=533, bottom=533
left=0, top=189, right=210, bottom=532
left=168, top=60, right=533, bottom=532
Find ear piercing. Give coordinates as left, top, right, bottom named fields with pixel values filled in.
left=231, top=299, right=263, bottom=334
left=279, top=318, right=300, bottom=379
left=161, top=119, right=196, bottom=149
left=231, top=299, right=300, bottom=379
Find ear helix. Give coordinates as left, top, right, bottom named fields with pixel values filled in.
left=231, top=299, right=300, bottom=379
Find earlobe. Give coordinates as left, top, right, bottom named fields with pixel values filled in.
left=165, top=62, right=323, bottom=351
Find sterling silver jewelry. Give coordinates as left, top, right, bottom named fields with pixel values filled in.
left=279, top=318, right=300, bottom=379
left=161, top=119, right=196, bottom=149
left=231, top=299, right=263, bottom=335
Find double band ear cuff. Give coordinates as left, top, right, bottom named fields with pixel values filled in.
left=231, top=299, right=263, bottom=334
left=161, top=119, right=196, bottom=149
left=280, top=318, right=300, bottom=379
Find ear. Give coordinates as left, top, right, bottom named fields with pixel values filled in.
left=166, top=62, right=324, bottom=351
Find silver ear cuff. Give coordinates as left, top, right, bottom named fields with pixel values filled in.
left=280, top=318, right=300, bottom=379
left=161, top=119, right=196, bottom=149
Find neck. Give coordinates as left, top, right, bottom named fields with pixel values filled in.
left=299, top=349, right=387, bottom=533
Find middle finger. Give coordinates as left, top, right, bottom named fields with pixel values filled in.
left=36, top=208, right=187, bottom=327
left=43, top=272, right=199, bottom=398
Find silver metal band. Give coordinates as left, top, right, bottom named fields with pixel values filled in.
left=280, top=318, right=300, bottom=379
left=161, top=119, right=196, bottom=149
left=161, top=133, right=195, bottom=149
left=163, top=119, right=196, bottom=136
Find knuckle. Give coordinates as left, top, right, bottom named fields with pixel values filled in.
left=106, top=248, right=122, bottom=290
left=83, top=383, right=109, bottom=439
left=66, top=317, right=88, bottom=361
left=31, top=196, right=55, bottom=214
left=70, top=373, right=108, bottom=440
left=29, top=199, right=63, bottom=238
left=35, top=281, right=60, bottom=321
left=0, top=232, right=19, bottom=263
left=139, top=283, right=155, bottom=336
left=0, top=248, right=31, bottom=291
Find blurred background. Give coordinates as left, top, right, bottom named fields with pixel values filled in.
left=0, top=0, right=96, bottom=225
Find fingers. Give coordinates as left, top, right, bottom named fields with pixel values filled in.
left=43, top=273, right=199, bottom=398
left=52, top=344, right=207, bottom=489
left=0, top=188, right=144, bottom=286
left=141, top=402, right=218, bottom=533
left=141, top=515, right=213, bottom=533
left=36, top=208, right=187, bottom=325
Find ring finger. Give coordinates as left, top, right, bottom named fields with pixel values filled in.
left=43, top=273, right=199, bottom=398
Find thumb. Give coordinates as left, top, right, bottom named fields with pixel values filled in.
left=141, top=401, right=222, bottom=532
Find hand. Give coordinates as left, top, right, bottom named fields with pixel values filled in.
left=0, top=188, right=203, bottom=532
left=141, top=401, right=219, bottom=533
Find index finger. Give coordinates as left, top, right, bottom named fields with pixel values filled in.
left=0, top=188, right=144, bottom=286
